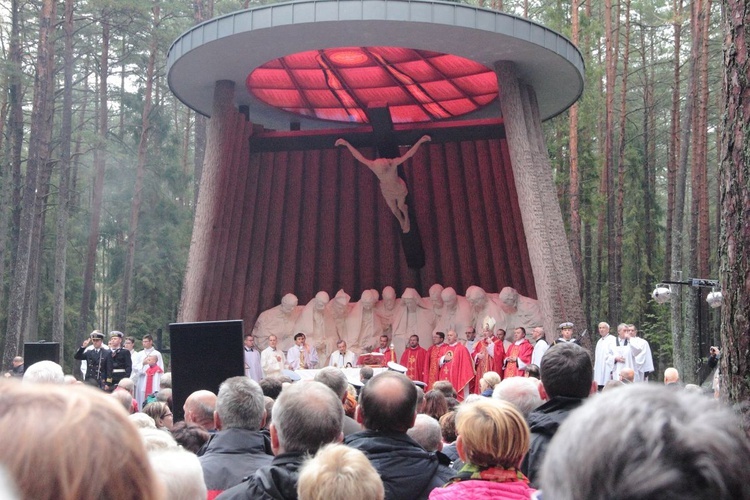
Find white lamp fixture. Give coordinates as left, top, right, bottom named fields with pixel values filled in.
left=652, top=286, right=672, bottom=304
left=706, top=290, right=722, bottom=308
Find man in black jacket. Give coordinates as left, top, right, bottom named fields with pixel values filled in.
left=199, top=377, right=273, bottom=497
left=217, top=380, right=344, bottom=500
left=108, top=331, right=132, bottom=386
left=74, top=330, right=113, bottom=389
left=345, top=371, right=444, bottom=500
left=521, top=342, right=595, bottom=486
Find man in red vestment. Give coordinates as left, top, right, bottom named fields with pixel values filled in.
left=377, top=334, right=396, bottom=367
left=503, top=327, right=534, bottom=378
left=400, top=334, right=428, bottom=383
left=472, top=322, right=500, bottom=394
left=424, top=331, right=448, bottom=390
left=438, top=330, right=475, bottom=401
left=493, top=329, right=507, bottom=373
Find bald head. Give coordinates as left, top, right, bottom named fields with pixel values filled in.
left=358, top=372, right=417, bottom=433
left=184, top=390, right=217, bottom=430
left=619, top=368, right=635, bottom=383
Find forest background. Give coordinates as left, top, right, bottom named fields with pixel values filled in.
left=0, top=0, right=740, bottom=395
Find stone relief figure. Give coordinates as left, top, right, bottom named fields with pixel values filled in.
left=375, top=286, right=400, bottom=338
left=495, top=286, right=544, bottom=334
left=434, top=286, right=473, bottom=337
left=425, top=283, right=444, bottom=333
left=345, top=289, right=383, bottom=353
left=252, top=293, right=302, bottom=351
left=465, top=285, right=502, bottom=335
left=329, top=289, right=352, bottom=357
left=335, top=135, right=431, bottom=233
left=392, top=287, right=433, bottom=349
left=294, top=291, right=336, bottom=360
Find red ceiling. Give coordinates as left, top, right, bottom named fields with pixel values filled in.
left=246, top=46, right=499, bottom=124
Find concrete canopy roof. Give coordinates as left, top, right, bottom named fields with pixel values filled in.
left=167, top=0, right=584, bottom=131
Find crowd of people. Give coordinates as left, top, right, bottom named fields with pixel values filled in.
left=2, top=323, right=749, bottom=500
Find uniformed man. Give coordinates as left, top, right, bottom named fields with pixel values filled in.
left=109, top=331, right=132, bottom=387
left=74, top=330, right=113, bottom=390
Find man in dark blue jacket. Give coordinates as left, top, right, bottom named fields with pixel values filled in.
left=345, top=371, right=444, bottom=500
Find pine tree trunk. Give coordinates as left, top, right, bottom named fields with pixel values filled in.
left=78, top=18, right=110, bottom=341
left=665, top=0, right=682, bottom=279
left=568, top=0, right=584, bottom=298
left=119, top=2, right=159, bottom=329
left=719, top=0, right=750, bottom=403
left=605, top=0, right=618, bottom=320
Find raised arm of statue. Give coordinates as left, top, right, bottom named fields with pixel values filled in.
left=335, top=136, right=431, bottom=233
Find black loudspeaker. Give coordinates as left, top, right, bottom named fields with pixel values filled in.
left=168, top=320, right=245, bottom=421
left=23, top=342, right=60, bottom=368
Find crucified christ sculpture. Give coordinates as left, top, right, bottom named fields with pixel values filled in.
left=335, top=135, right=431, bottom=233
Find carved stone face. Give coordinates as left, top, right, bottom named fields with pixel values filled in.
left=314, top=292, right=329, bottom=311
left=499, top=287, right=519, bottom=311
left=429, top=285, right=443, bottom=308
left=382, top=287, right=396, bottom=310
left=442, top=289, right=457, bottom=309
left=281, top=294, right=298, bottom=314
left=404, top=298, right=417, bottom=312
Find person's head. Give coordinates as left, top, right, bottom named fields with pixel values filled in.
left=664, top=367, right=680, bottom=384
left=455, top=399, right=529, bottom=469
left=145, top=354, right=158, bottom=367
left=379, top=335, right=390, bottom=349
left=109, top=331, right=123, bottom=348
left=402, top=288, right=420, bottom=311
left=314, top=367, right=349, bottom=401
left=0, top=382, right=162, bottom=500
left=244, top=334, right=255, bottom=349
left=142, top=334, right=154, bottom=349
left=272, top=381, right=343, bottom=454
left=539, top=343, right=594, bottom=400
left=422, top=389, right=449, bottom=421
left=432, top=331, right=445, bottom=345
left=513, top=327, right=526, bottom=342
left=358, top=372, right=417, bottom=433
left=540, top=384, right=750, bottom=499
left=142, top=401, right=173, bottom=431
left=183, top=390, right=217, bottom=430
left=619, top=368, right=635, bottom=383
left=129, top=412, right=156, bottom=429
left=628, top=324, right=638, bottom=337
left=480, top=371, right=502, bottom=393
left=360, top=290, right=376, bottom=310
left=439, top=411, right=458, bottom=443
left=360, top=366, right=374, bottom=383
left=432, top=380, right=457, bottom=399
left=408, top=335, right=420, bottom=348
left=617, top=323, right=628, bottom=339
left=446, top=330, right=458, bottom=344
left=90, top=330, right=105, bottom=348
left=170, top=421, right=210, bottom=454
left=294, top=333, right=307, bottom=346
left=496, top=329, right=507, bottom=342
left=524, top=364, right=540, bottom=379
left=407, top=414, right=443, bottom=452
left=139, top=427, right=178, bottom=452
left=382, top=286, right=396, bottom=309
left=116, top=378, right=135, bottom=396
left=598, top=322, right=610, bottom=337
left=148, top=448, right=207, bottom=499
left=337, top=340, right=347, bottom=354
left=22, top=361, right=64, bottom=384
left=268, top=334, right=278, bottom=348
left=465, top=327, right=476, bottom=341
left=260, top=377, right=283, bottom=400
left=531, top=327, right=545, bottom=341
left=297, top=444, right=384, bottom=500
left=214, top=376, right=265, bottom=431
left=281, top=293, right=298, bottom=314
left=493, top=376, right=543, bottom=419
left=602, top=380, right=624, bottom=392
left=111, top=389, right=134, bottom=413
left=559, top=323, right=574, bottom=340
left=465, top=285, right=487, bottom=308
left=124, top=336, right=136, bottom=351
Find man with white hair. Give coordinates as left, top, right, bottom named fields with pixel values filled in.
left=199, top=377, right=272, bottom=497
left=608, top=323, right=641, bottom=381
left=530, top=327, right=549, bottom=368
left=407, top=414, right=454, bottom=482
left=218, top=381, right=344, bottom=499
left=184, top=389, right=217, bottom=433
left=492, top=376, right=543, bottom=419
left=593, top=322, right=616, bottom=390
left=328, top=340, right=358, bottom=368
left=22, top=360, right=65, bottom=384
left=627, top=324, right=654, bottom=381
left=539, top=384, right=750, bottom=499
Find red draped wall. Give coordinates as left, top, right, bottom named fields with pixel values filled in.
left=204, top=136, right=536, bottom=327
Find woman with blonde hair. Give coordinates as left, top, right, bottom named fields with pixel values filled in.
left=297, top=443, right=384, bottom=500
left=142, top=401, right=174, bottom=431
left=429, top=399, right=535, bottom=499
left=0, top=380, right=163, bottom=500
left=479, top=371, right=502, bottom=397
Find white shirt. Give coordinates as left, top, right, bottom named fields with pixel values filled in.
left=531, top=338, right=549, bottom=369
left=594, top=334, right=616, bottom=386
left=287, top=344, right=318, bottom=370
left=608, top=337, right=642, bottom=380
left=244, top=347, right=263, bottom=382
left=261, top=346, right=285, bottom=377
left=328, top=350, right=358, bottom=368
left=630, top=336, right=654, bottom=381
